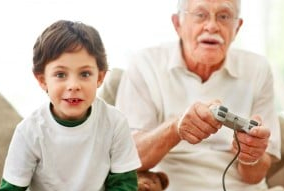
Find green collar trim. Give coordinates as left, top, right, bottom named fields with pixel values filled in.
left=50, top=104, right=92, bottom=127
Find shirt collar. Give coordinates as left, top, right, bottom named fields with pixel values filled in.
left=168, top=41, right=239, bottom=78
left=222, top=48, right=239, bottom=78
left=167, top=41, right=187, bottom=71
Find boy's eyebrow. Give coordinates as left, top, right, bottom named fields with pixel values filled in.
left=51, top=65, right=67, bottom=70
left=51, top=64, right=96, bottom=70
left=79, top=65, right=96, bottom=69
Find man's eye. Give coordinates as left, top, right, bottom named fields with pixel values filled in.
left=56, top=72, right=66, bottom=78
left=218, top=13, right=231, bottom=20
left=81, top=71, right=91, bottom=78
left=195, top=12, right=206, bottom=18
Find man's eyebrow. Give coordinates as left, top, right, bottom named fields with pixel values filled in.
left=191, top=2, right=235, bottom=13
left=218, top=2, right=235, bottom=13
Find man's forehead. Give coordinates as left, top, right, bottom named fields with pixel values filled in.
left=188, top=0, right=237, bottom=11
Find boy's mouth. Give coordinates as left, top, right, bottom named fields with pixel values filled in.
left=64, top=98, right=83, bottom=104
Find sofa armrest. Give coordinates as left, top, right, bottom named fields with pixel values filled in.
left=0, top=94, right=22, bottom=178
left=267, top=112, right=284, bottom=187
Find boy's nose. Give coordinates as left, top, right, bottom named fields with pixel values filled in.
left=67, top=78, right=81, bottom=91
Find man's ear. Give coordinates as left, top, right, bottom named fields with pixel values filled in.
left=97, top=71, right=106, bottom=88
left=233, top=18, right=243, bottom=40
left=34, top=74, right=48, bottom=92
left=235, top=18, right=243, bottom=34
left=171, top=13, right=181, bottom=35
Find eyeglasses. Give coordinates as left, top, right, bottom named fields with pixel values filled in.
left=183, top=11, right=238, bottom=25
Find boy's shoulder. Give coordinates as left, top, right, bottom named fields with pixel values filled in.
left=94, top=97, right=127, bottom=121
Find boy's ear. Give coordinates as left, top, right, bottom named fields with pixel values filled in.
left=97, top=71, right=106, bottom=88
left=34, top=74, right=48, bottom=91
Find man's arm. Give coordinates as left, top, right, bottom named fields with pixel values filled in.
left=133, top=117, right=181, bottom=171
left=135, top=101, right=222, bottom=171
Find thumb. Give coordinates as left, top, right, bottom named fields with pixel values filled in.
left=207, top=99, right=222, bottom=107
left=251, top=114, right=262, bottom=126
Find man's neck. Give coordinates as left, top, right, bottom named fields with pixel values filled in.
left=186, top=60, right=223, bottom=82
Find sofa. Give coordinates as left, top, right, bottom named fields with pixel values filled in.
left=0, top=93, right=22, bottom=177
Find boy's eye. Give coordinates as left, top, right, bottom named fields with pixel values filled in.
left=81, top=71, right=91, bottom=78
left=56, top=72, right=66, bottom=78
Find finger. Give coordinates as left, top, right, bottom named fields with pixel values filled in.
left=250, top=114, right=262, bottom=125
left=249, top=126, right=271, bottom=139
left=231, top=144, right=260, bottom=163
left=237, top=152, right=260, bottom=163
left=232, top=140, right=266, bottom=157
left=234, top=131, right=269, bottom=147
left=191, top=104, right=220, bottom=134
left=181, top=130, right=202, bottom=144
left=207, top=99, right=222, bottom=107
left=178, top=113, right=209, bottom=142
left=194, top=102, right=222, bottom=131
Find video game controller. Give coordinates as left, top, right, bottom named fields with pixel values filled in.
left=210, top=105, right=259, bottom=133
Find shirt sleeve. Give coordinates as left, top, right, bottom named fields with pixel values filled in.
left=3, top=125, right=38, bottom=187
left=104, top=170, right=138, bottom=191
left=110, top=117, right=141, bottom=172
left=252, top=62, right=281, bottom=160
left=0, top=179, right=28, bottom=191
left=116, top=58, right=160, bottom=131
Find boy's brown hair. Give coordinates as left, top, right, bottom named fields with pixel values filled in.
left=33, top=20, right=108, bottom=75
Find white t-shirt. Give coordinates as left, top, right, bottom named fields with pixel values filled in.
left=116, top=41, right=281, bottom=191
left=3, top=98, right=141, bottom=191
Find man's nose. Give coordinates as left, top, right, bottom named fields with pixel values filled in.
left=204, top=14, right=220, bottom=33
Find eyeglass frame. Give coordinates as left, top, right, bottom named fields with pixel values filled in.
left=181, top=10, right=239, bottom=26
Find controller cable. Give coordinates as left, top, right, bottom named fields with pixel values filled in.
left=222, top=117, right=241, bottom=191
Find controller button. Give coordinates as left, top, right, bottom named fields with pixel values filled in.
left=219, top=106, right=228, bottom=112
left=250, top=120, right=258, bottom=126
left=217, top=111, right=226, bottom=118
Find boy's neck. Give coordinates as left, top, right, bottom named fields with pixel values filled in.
left=49, top=103, right=92, bottom=127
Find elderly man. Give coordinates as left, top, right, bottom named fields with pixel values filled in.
left=116, top=0, right=282, bottom=190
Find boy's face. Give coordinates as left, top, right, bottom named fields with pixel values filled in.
left=35, top=48, right=105, bottom=120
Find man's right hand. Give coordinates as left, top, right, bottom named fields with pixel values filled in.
left=177, top=100, right=222, bottom=144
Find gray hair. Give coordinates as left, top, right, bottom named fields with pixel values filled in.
left=177, top=0, right=241, bottom=17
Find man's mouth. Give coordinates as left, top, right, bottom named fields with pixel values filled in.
left=197, top=33, right=225, bottom=45
left=201, top=39, right=220, bottom=45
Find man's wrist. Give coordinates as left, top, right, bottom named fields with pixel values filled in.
left=238, top=158, right=259, bottom=166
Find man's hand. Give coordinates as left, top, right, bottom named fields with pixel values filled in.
left=177, top=100, right=222, bottom=144
left=232, top=116, right=271, bottom=164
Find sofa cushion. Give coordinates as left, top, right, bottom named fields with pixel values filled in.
left=0, top=93, right=22, bottom=178
left=267, top=113, right=284, bottom=187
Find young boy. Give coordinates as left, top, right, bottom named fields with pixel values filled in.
left=0, top=20, right=141, bottom=191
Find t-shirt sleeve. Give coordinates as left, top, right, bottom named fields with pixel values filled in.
left=0, top=179, right=28, bottom=191
left=110, top=116, right=141, bottom=173
left=2, top=126, right=38, bottom=187
left=104, top=170, right=138, bottom=191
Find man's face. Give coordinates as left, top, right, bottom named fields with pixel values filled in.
left=173, top=0, right=242, bottom=66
